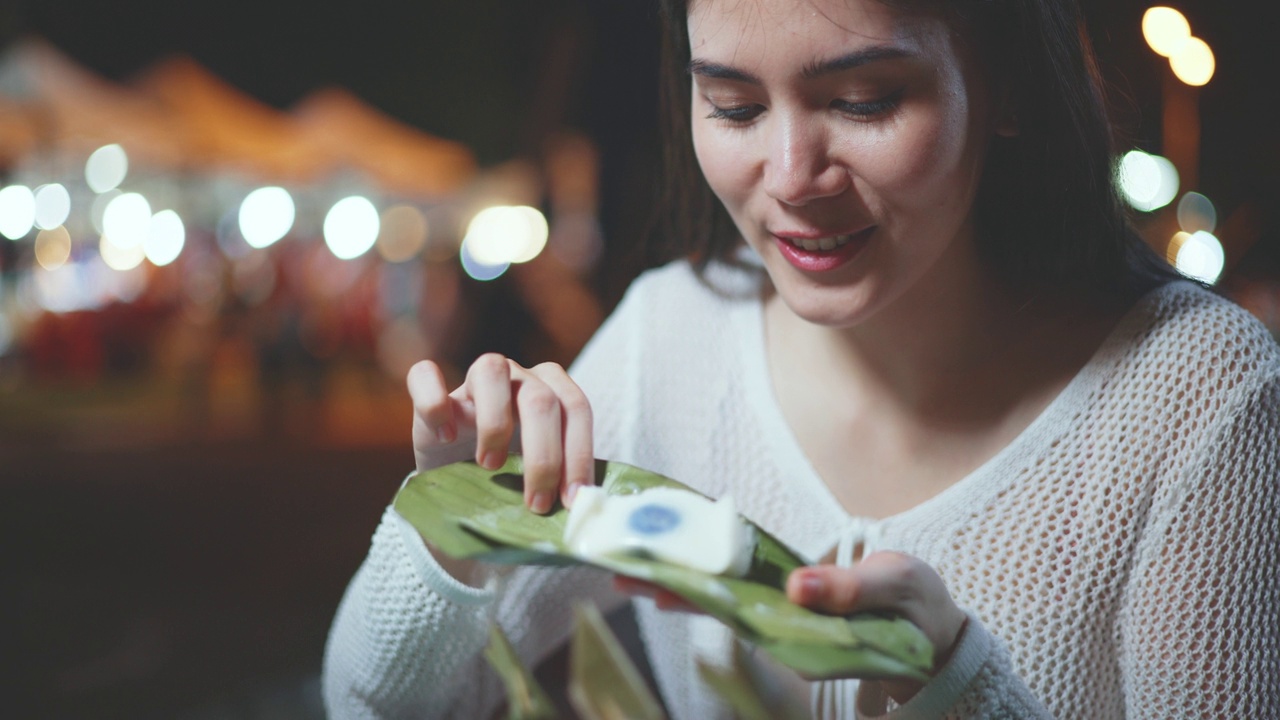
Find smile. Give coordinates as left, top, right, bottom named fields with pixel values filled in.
left=782, top=234, right=857, bottom=252
left=771, top=227, right=874, bottom=272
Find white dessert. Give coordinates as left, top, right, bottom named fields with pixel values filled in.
left=562, top=486, right=755, bottom=577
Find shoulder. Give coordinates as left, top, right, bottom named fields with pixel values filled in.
left=1106, top=281, right=1280, bottom=443
left=1127, top=281, right=1280, bottom=380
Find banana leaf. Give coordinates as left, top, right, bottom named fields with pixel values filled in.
left=393, top=456, right=933, bottom=681
left=483, top=624, right=559, bottom=720
left=567, top=603, right=667, bottom=720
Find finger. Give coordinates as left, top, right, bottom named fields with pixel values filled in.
left=528, top=362, right=595, bottom=506
left=465, top=353, right=515, bottom=471
left=408, top=360, right=456, bottom=442
left=511, top=363, right=564, bottom=514
left=786, top=552, right=918, bottom=616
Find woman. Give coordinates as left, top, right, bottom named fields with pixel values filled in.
left=323, top=0, right=1280, bottom=717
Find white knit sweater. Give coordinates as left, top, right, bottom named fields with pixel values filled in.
left=323, top=260, right=1280, bottom=719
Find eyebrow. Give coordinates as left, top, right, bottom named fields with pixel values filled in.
left=688, top=46, right=913, bottom=84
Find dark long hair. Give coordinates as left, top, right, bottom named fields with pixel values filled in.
left=653, top=0, right=1178, bottom=295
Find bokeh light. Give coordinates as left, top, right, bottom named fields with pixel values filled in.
left=1142, top=7, right=1191, bottom=57
left=1169, top=36, right=1215, bottom=86
left=34, top=184, right=72, bottom=231
left=1176, top=192, right=1217, bottom=234
left=376, top=205, right=429, bottom=263
left=145, top=210, right=186, bottom=267
left=34, top=226, right=73, bottom=270
left=1172, top=230, right=1225, bottom=284
left=102, top=192, right=152, bottom=249
left=85, top=143, right=129, bottom=193
left=238, top=186, right=296, bottom=249
left=460, top=238, right=509, bottom=281
left=90, top=190, right=121, bottom=235
left=100, top=233, right=148, bottom=271
left=462, top=205, right=549, bottom=265
left=1117, top=150, right=1179, bottom=212
left=324, top=196, right=380, bottom=260
left=0, top=185, right=37, bottom=240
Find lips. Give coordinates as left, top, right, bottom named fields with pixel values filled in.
left=771, top=226, right=874, bottom=272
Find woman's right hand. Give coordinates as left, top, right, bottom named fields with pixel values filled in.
left=408, top=354, right=596, bottom=514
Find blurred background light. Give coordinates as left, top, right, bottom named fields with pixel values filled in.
left=1142, top=7, right=1191, bottom=57
left=100, top=232, right=148, bottom=271
left=459, top=236, right=509, bottom=281
left=1172, top=230, right=1225, bottom=284
left=462, top=205, right=548, bottom=265
left=1176, top=191, right=1217, bottom=234
left=34, top=226, right=73, bottom=270
left=510, top=206, right=549, bottom=263
left=85, top=143, right=129, bottom=193
left=1117, top=150, right=1179, bottom=212
left=90, top=189, right=122, bottom=235
left=34, top=183, right=72, bottom=230
left=375, top=204, right=429, bottom=263
left=0, top=185, right=37, bottom=240
left=238, top=186, right=296, bottom=249
left=1169, top=36, right=1215, bottom=86
left=145, top=209, right=185, bottom=266
left=102, top=192, right=152, bottom=249
left=324, top=196, right=380, bottom=260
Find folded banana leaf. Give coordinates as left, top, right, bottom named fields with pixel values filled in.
left=393, top=456, right=933, bottom=681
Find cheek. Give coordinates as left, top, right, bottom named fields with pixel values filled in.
left=692, top=124, right=752, bottom=208
left=850, top=113, right=973, bottom=210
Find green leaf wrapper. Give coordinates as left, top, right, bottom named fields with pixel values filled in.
left=393, top=456, right=933, bottom=681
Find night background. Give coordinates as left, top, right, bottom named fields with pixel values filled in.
left=0, top=0, right=1276, bottom=718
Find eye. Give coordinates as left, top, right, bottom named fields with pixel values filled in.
left=832, top=90, right=904, bottom=119
left=706, top=103, right=765, bottom=123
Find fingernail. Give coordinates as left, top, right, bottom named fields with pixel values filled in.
left=800, top=573, right=825, bottom=598
left=530, top=491, right=555, bottom=515
left=436, top=425, right=455, bottom=444
left=479, top=451, right=499, bottom=470
left=565, top=483, right=581, bottom=506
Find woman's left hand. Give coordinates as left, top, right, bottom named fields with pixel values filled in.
left=786, top=551, right=968, bottom=702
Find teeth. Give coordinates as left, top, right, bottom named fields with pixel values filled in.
left=789, top=235, right=851, bottom=252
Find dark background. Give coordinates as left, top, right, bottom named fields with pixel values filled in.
left=1, top=1, right=1277, bottom=718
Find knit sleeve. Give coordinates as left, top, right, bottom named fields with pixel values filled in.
left=1115, top=368, right=1280, bottom=717
left=854, top=613, right=1054, bottom=719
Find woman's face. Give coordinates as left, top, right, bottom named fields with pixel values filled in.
left=688, top=0, right=1003, bottom=327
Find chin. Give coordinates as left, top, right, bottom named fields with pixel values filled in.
left=774, top=280, right=880, bottom=329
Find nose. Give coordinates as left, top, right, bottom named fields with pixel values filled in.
left=762, top=115, right=848, bottom=206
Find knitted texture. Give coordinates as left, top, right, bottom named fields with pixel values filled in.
left=323, top=260, right=1280, bottom=719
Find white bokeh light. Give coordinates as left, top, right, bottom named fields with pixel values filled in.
left=238, top=186, right=296, bottom=249
left=1170, top=37, right=1215, bottom=87
left=1174, top=230, right=1225, bottom=284
left=462, top=205, right=550, bottom=265
left=102, top=192, right=152, bottom=249
left=85, top=144, right=129, bottom=193
left=324, top=196, right=380, bottom=260
left=460, top=238, right=509, bottom=281
left=100, top=233, right=148, bottom=271
left=1176, top=192, right=1217, bottom=234
left=34, top=183, right=72, bottom=230
left=1142, top=7, right=1191, bottom=57
left=145, top=210, right=185, bottom=266
left=1117, top=150, right=1179, bottom=212
left=0, top=185, right=37, bottom=240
